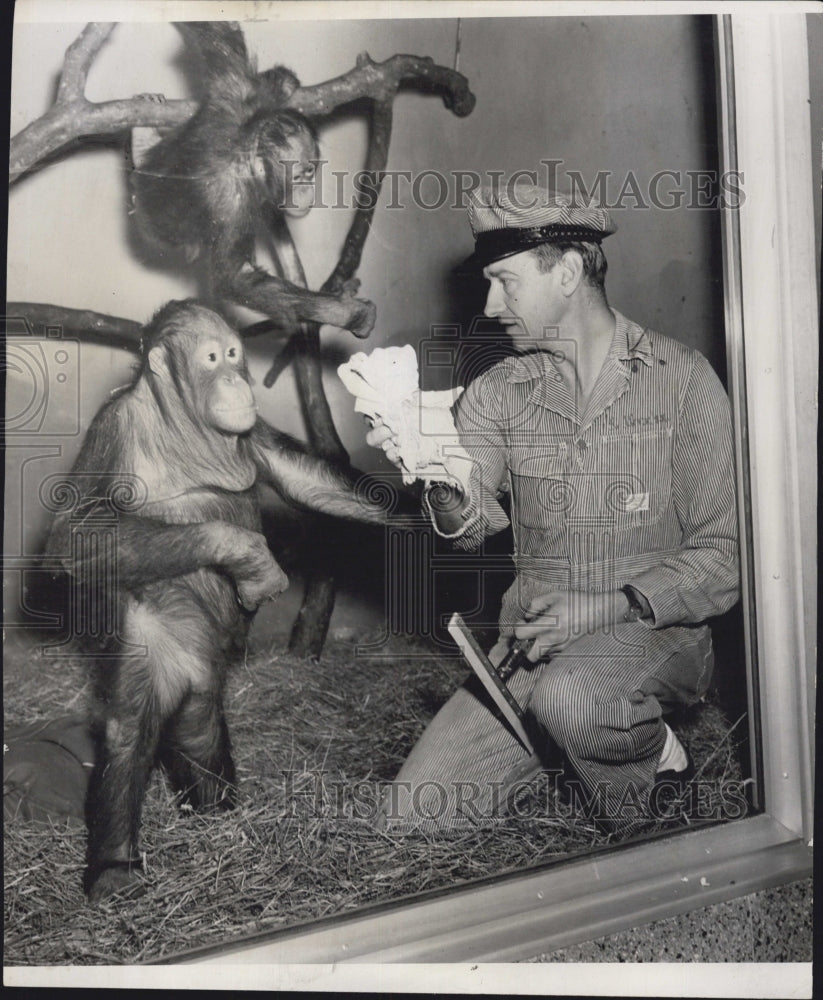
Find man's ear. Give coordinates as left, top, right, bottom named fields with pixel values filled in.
left=148, top=345, right=168, bottom=377
left=559, top=250, right=585, bottom=296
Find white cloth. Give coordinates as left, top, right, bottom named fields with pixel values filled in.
left=338, top=346, right=473, bottom=492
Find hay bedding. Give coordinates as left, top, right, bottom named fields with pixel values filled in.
left=3, top=631, right=747, bottom=966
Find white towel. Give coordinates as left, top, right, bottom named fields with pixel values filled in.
left=338, top=346, right=473, bottom=493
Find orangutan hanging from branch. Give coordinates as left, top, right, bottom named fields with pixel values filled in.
left=128, top=22, right=376, bottom=339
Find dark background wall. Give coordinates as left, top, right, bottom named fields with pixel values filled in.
left=5, top=15, right=738, bottom=634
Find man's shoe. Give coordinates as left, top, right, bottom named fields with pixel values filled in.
left=654, top=750, right=695, bottom=789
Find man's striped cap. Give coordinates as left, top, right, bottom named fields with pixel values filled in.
left=459, top=180, right=616, bottom=272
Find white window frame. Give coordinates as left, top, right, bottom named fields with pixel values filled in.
left=153, top=11, right=816, bottom=967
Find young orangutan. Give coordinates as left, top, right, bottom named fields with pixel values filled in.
left=130, top=21, right=375, bottom=337
left=46, top=300, right=386, bottom=902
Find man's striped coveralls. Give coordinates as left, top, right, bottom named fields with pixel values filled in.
left=391, top=310, right=739, bottom=830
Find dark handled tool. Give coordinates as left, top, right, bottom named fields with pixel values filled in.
left=495, top=636, right=536, bottom=681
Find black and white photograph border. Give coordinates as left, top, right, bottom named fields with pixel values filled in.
left=3, top=0, right=816, bottom=995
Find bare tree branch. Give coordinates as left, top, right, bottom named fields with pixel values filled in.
left=4, top=303, right=292, bottom=353
left=288, top=575, right=337, bottom=661
left=289, top=52, right=476, bottom=119
left=325, top=99, right=394, bottom=294
left=56, top=23, right=115, bottom=103
left=5, top=303, right=143, bottom=351
left=10, top=29, right=474, bottom=184
left=10, top=99, right=195, bottom=183
left=264, top=215, right=347, bottom=462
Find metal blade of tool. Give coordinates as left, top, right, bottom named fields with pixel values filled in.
left=447, top=612, right=536, bottom=755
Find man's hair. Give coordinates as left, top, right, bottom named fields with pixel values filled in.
left=530, top=242, right=608, bottom=290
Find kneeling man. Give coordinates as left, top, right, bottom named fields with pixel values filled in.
left=367, top=180, right=740, bottom=833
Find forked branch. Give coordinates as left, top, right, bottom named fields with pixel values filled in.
left=10, top=24, right=474, bottom=184
left=55, top=23, right=115, bottom=103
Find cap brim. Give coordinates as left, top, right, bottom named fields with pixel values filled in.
left=455, top=225, right=614, bottom=275
left=454, top=245, right=531, bottom=275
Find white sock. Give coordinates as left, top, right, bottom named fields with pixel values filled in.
left=657, top=722, right=689, bottom=773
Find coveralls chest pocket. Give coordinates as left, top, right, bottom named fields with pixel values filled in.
left=597, top=424, right=674, bottom=529
left=509, top=442, right=572, bottom=531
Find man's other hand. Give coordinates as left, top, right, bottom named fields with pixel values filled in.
left=514, top=589, right=633, bottom=659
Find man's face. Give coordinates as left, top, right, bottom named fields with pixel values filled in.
left=481, top=250, right=565, bottom=351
